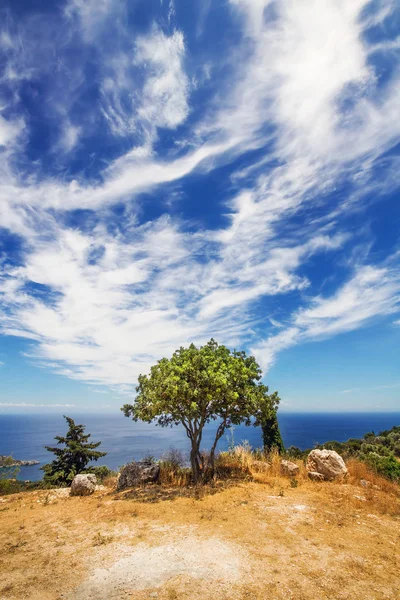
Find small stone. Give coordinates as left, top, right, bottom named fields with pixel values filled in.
left=149, top=593, right=158, bottom=598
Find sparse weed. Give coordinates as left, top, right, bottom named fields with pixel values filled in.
left=92, top=532, right=114, bottom=546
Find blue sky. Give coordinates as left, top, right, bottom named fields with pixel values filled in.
left=0, top=0, right=399, bottom=413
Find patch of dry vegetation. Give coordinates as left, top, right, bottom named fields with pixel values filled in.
left=0, top=455, right=399, bottom=600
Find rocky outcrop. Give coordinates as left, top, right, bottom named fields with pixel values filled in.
left=0, top=455, right=40, bottom=468
left=308, top=471, right=326, bottom=481
left=70, top=474, right=97, bottom=496
left=306, top=449, right=348, bottom=481
left=117, top=460, right=160, bottom=491
left=280, top=459, right=300, bottom=477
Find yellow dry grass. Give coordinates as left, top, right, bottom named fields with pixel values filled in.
left=0, top=457, right=399, bottom=600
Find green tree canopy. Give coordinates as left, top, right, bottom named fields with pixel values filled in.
left=253, top=393, right=284, bottom=453
left=122, top=338, right=280, bottom=481
left=41, top=416, right=106, bottom=486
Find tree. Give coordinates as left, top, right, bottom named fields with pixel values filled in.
left=41, top=416, right=106, bottom=486
left=122, top=338, right=280, bottom=482
left=252, top=391, right=284, bottom=453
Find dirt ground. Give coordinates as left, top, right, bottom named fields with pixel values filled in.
left=0, top=478, right=399, bottom=600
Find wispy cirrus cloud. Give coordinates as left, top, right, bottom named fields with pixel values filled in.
left=0, top=403, right=76, bottom=408
left=341, top=382, right=400, bottom=394
left=252, top=262, right=400, bottom=371
left=0, top=0, right=399, bottom=399
left=100, top=27, right=190, bottom=140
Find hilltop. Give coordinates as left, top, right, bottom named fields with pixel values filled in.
left=0, top=455, right=399, bottom=600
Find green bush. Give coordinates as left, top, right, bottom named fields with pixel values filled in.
left=362, top=453, right=400, bottom=482
left=0, top=457, right=20, bottom=495
left=84, top=465, right=116, bottom=482
left=285, top=446, right=304, bottom=459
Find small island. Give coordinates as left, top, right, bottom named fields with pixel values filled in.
left=0, top=455, right=40, bottom=468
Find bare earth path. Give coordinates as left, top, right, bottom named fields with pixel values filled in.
left=0, top=480, right=399, bottom=600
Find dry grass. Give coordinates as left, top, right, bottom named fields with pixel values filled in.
left=102, top=475, right=119, bottom=489
left=158, top=462, right=192, bottom=487
left=347, top=458, right=400, bottom=493
left=0, top=456, right=399, bottom=600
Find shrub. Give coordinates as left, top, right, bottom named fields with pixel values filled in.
left=0, top=457, right=20, bottom=495
left=362, top=453, right=400, bottom=483
left=285, top=446, right=304, bottom=459
left=85, top=465, right=116, bottom=482
left=160, top=448, right=186, bottom=470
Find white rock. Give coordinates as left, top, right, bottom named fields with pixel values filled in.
left=306, top=449, right=348, bottom=481
left=280, top=459, right=300, bottom=477
left=70, top=474, right=97, bottom=496
left=308, top=471, right=326, bottom=482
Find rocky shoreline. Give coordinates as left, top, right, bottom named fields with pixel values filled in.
left=0, top=455, right=40, bottom=468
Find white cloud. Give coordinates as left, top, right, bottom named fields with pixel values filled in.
left=0, top=113, right=24, bottom=147
left=252, top=263, right=400, bottom=371
left=0, top=0, right=399, bottom=396
left=100, top=27, right=189, bottom=140
left=65, top=0, right=117, bottom=42
left=341, top=383, right=400, bottom=394
left=0, top=211, right=348, bottom=391
left=135, top=28, right=189, bottom=130
left=0, top=403, right=76, bottom=408
left=57, top=122, right=81, bottom=153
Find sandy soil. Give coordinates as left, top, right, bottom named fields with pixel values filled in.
left=0, top=479, right=399, bottom=600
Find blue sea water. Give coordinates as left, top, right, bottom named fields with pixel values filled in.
left=1, top=412, right=399, bottom=481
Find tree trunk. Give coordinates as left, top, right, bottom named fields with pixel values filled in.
left=208, top=422, right=226, bottom=477
left=190, top=441, right=202, bottom=483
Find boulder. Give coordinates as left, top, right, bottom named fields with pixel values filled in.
left=306, top=449, right=348, bottom=481
left=280, top=459, right=300, bottom=477
left=70, top=474, right=97, bottom=496
left=117, top=460, right=160, bottom=491
left=251, top=460, right=270, bottom=473
left=308, top=471, right=326, bottom=482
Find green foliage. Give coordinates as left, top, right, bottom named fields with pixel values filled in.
left=362, top=453, right=400, bottom=482
left=0, top=456, right=20, bottom=480
left=41, top=416, right=107, bottom=486
left=286, top=445, right=304, bottom=459
left=122, top=338, right=279, bottom=481
left=85, top=465, right=115, bottom=482
left=0, top=456, right=20, bottom=495
left=255, top=410, right=284, bottom=454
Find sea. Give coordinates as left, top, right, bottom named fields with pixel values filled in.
left=1, top=412, right=399, bottom=481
